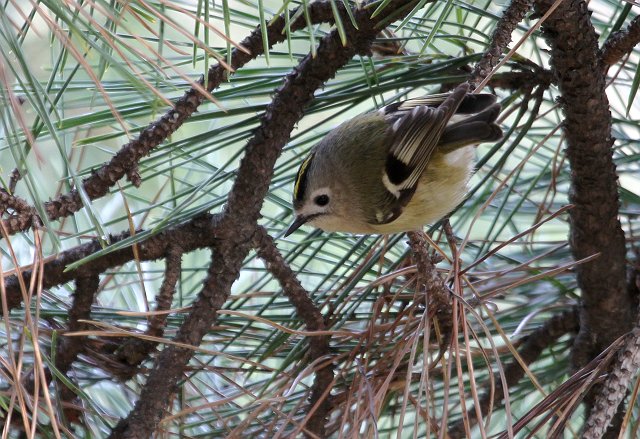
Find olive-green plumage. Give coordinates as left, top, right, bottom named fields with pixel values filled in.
left=286, top=83, right=502, bottom=235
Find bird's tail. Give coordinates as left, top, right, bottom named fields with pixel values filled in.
left=439, top=99, right=503, bottom=153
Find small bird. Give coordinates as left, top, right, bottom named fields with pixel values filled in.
left=285, top=83, right=502, bottom=236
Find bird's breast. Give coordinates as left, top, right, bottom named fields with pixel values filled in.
left=371, top=146, right=475, bottom=234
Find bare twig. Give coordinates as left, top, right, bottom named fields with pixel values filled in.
left=112, top=246, right=183, bottom=378
left=406, top=231, right=452, bottom=352
left=56, top=276, right=98, bottom=371
left=486, top=68, right=554, bottom=91
left=8, top=168, right=21, bottom=194
left=253, top=226, right=332, bottom=437
left=469, top=0, right=535, bottom=87
left=145, top=246, right=183, bottom=338
left=0, top=189, right=37, bottom=235
left=55, top=275, right=99, bottom=424
left=600, top=15, right=640, bottom=68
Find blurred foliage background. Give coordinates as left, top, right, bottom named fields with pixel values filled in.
left=0, top=0, right=639, bottom=437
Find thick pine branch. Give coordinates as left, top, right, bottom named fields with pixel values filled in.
left=535, top=0, right=631, bottom=366
left=534, top=0, right=633, bottom=436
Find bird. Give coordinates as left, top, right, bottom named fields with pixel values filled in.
left=285, top=83, right=502, bottom=236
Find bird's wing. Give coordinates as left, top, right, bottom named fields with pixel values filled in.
left=368, top=84, right=470, bottom=226
left=385, top=88, right=497, bottom=116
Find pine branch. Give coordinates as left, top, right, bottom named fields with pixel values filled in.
left=535, top=0, right=633, bottom=435
left=600, top=15, right=640, bottom=68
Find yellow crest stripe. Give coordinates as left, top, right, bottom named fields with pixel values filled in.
left=293, top=152, right=315, bottom=201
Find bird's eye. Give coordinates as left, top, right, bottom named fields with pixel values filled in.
left=314, top=195, right=330, bottom=206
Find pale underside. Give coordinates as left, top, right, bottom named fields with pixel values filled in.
left=309, top=146, right=475, bottom=234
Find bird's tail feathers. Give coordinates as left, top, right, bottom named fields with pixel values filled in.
left=456, top=93, right=498, bottom=114
left=438, top=103, right=503, bottom=153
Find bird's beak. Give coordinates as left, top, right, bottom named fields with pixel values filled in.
left=284, top=215, right=309, bottom=237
